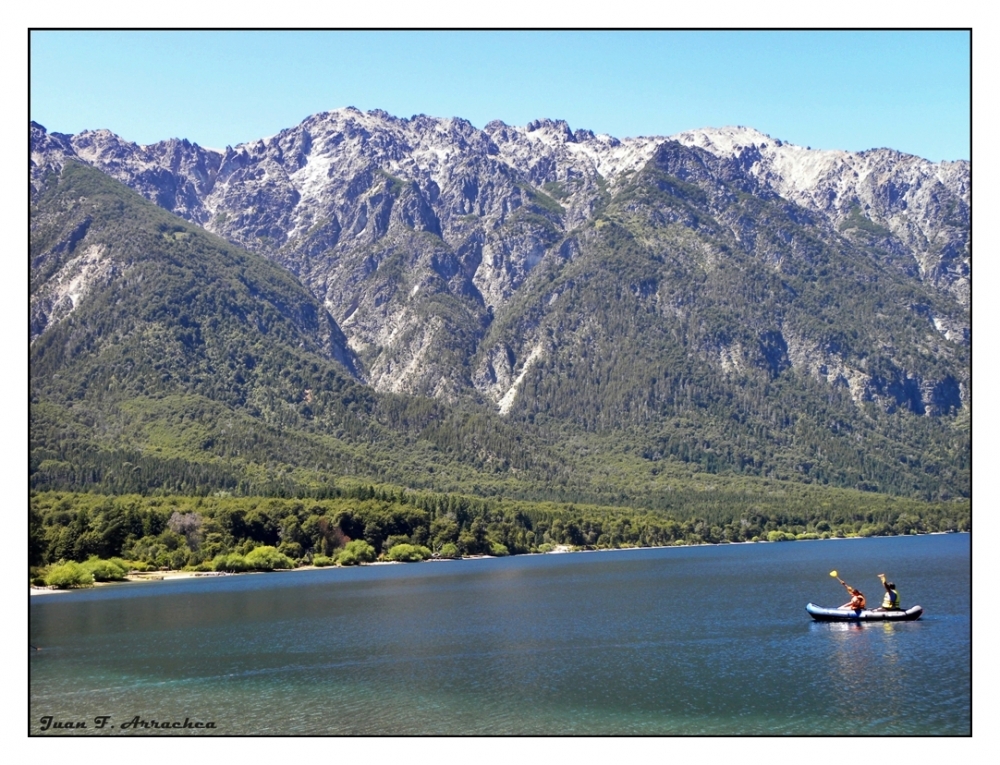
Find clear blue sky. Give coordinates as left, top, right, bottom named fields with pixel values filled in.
left=30, top=30, right=970, bottom=162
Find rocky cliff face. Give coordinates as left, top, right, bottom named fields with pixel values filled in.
left=673, top=126, right=970, bottom=301
left=30, top=111, right=969, bottom=418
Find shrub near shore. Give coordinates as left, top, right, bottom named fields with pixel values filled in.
left=43, top=561, right=94, bottom=588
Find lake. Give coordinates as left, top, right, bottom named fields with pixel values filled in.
left=29, top=533, right=970, bottom=735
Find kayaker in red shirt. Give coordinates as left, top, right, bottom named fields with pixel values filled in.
left=837, top=578, right=866, bottom=610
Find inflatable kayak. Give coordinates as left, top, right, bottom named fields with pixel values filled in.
left=806, top=603, right=923, bottom=621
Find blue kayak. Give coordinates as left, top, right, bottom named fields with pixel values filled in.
left=806, top=603, right=923, bottom=621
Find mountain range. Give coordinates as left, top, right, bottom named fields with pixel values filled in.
left=29, top=110, right=970, bottom=503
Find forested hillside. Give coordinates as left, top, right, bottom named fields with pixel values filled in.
left=485, top=142, right=969, bottom=499
left=29, top=114, right=970, bottom=562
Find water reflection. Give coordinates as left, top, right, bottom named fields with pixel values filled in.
left=818, top=621, right=865, bottom=633
left=818, top=619, right=912, bottom=730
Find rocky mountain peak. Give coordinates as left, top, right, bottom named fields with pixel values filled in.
left=29, top=111, right=969, bottom=418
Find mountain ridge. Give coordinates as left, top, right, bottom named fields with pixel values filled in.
left=29, top=110, right=970, bottom=501
left=31, top=111, right=969, bottom=302
left=30, top=111, right=968, bottom=411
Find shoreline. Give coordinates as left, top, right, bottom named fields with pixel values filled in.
left=29, top=531, right=968, bottom=595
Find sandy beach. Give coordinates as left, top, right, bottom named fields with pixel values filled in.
left=31, top=569, right=229, bottom=595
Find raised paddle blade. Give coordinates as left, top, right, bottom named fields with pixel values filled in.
left=829, top=570, right=838, bottom=577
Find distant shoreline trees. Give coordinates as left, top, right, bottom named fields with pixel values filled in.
left=29, top=486, right=970, bottom=586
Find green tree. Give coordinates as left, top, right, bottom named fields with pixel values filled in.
left=45, top=561, right=94, bottom=588
left=213, top=553, right=251, bottom=572
left=336, top=539, right=376, bottom=566
left=386, top=543, right=432, bottom=562
left=245, top=545, right=295, bottom=571
left=81, top=556, right=128, bottom=581
left=437, top=542, right=460, bottom=559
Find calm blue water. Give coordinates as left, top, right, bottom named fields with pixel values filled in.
left=30, top=533, right=970, bottom=735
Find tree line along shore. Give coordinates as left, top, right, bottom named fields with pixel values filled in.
left=29, top=483, right=970, bottom=589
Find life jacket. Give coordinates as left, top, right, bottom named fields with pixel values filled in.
left=851, top=593, right=866, bottom=609
left=882, top=588, right=900, bottom=609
